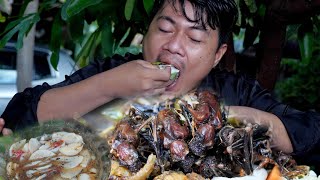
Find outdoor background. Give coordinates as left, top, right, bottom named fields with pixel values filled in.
left=1, top=0, right=320, bottom=112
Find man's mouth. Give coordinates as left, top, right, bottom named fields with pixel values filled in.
left=152, top=61, right=181, bottom=91
left=153, top=62, right=180, bottom=81
left=169, top=66, right=180, bottom=80
left=166, top=66, right=180, bottom=91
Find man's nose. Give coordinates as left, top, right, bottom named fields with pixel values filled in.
left=163, top=33, right=185, bottom=56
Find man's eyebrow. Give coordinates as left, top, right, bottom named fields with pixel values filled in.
left=157, top=16, right=175, bottom=24
left=190, top=25, right=209, bottom=34
left=156, top=15, right=209, bottom=35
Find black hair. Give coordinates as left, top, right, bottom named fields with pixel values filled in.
left=149, top=0, right=238, bottom=47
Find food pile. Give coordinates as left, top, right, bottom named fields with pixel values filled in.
left=108, top=90, right=313, bottom=180
left=5, top=131, right=98, bottom=179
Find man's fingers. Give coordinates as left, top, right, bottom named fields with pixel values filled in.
left=0, top=118, right=4, bottom=130
left=147, top=67, right=171, bottom=81
left=145, top=87, right=167, bottom=96
left=153, top=79, right=174, bottom=88
left=2, top=128, right=13, bottom=136
left=1, top=118, right=12, bottom=136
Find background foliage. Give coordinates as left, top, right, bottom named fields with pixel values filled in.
left=276, top=16, right=320, bottom=111
left=0, top=0, right=267, bottom=68
left=0, top=0, right=153, bottom=68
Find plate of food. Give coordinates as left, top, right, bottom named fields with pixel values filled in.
left=0, top=120, right=110, bottom=179
left=1, top=90, right=318, bottom=180
left=105, top=90, right=319, bottom=180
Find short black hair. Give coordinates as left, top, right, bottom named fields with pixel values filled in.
left=150, top=0, right=238, bottom=47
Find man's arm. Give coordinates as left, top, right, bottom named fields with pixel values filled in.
left=227, top=106, right=293, bottom=153
left=2, top=54, right=171, bottom=130
left=36, top=60, right=172, bottom=122
left=210, top=70, right=320, bottom=164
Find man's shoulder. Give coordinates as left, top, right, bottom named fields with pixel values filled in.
left=211, top=68, right=254, bottom=78
left=202, top=68, right=259, bottom=96
left=210, top=68, right=257, bottom=84
left=204, top=69, right=263, bottom=105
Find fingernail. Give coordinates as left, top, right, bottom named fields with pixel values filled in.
left=0, top=118, right=4, bottom=124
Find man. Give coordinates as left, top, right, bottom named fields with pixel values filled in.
left=1, top=0, right=320, bottom=166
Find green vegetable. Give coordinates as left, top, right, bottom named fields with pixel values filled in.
left=156, top=64, right=180, bottom=80
left=170, top=66, right=179, bottom=80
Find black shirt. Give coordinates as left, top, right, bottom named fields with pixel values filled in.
left=2, top=53, right=320, bottom=166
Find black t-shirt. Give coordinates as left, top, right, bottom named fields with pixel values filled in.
left=2, top=53, right=320, bottom=166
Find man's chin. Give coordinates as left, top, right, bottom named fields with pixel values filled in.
left=164, top=81, right=186, bottom=97
left=165, top=78, right=179, bottom=91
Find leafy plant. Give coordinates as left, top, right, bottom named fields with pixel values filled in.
left=0, top=0, right=153, bottom=69
left=0, top=0, right=12, bottom=22
left=275, top=15, right=320, bottom=111
left=233, top=0, right=265, bottom=48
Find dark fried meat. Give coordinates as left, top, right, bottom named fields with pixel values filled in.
left=197, top=124, right=215, bottom=147
left=115, top=121, right=139, bottom=146
left=178, top=154, right=196, bottom=173
left=170, top=140, right=189, bottom=162
left=116, top=142, right=142, bottom=172
left=199, top=156, right=218, bottom=178
left=187, top=102, right=211, bottom=124
left=188, top=134, right=206, bottom=157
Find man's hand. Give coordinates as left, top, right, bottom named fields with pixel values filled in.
left=0, top=118, right=12, bottom=136
left=106, top=60, right=173, bottom=98
left=226, top=106, right=293, bottom=154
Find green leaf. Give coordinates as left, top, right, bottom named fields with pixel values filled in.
left=101, top=20, right=114, bottom=57
left=0, top=14, right=32, bottom=36
left=75, top=30, right=100, bottom=67
left=115, top=45, right=142, bottom=56
left=125, top=0, right=135, bottom=20
left=85, top=1, right=121, bottom=24
left=38, top=0, right=58, bottom=12
left=117, top=27, right=131, bottom=49
left=257, top=4, right=266, bottom=18
left=68, top=13, right=85, bottom=42
left=50, top=52, right=59, bottom=71
left=62, top=0, right=103, bottom=20
left=0, top=12, right=5, bottom=23
left=16, top=22, right=30, bottom=49
left=0, top=14, right=39, bottom=49
left=16, top=14, right=40, bottom=49
left=49, top=12, right=63, bottom=70
left=143, top=0, right=154, bottom=15
left=0, top=25, right=21, bottom=48
left=18, top=0, right=34, bottom=16
left=61, top=0, right=71, bottom=21
left=234, top=0, right=242, bottom=26
left=246, top=17, right=254, bottom=27
left=298, top=22, right=314, bottom=65
left=244, top=0, right=257, bottom=13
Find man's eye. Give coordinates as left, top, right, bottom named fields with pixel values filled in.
left=159, top=28, right=170, bottom=33
left=190, top=38, right=201, bottom=43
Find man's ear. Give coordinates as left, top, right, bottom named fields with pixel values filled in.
left=213, top=44, right=227, bottom=67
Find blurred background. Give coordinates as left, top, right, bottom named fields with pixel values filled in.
left=0, top=0, right=320, bottom=118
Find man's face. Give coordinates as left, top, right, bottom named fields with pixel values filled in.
left=143, top=0, right=227, bottom=96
